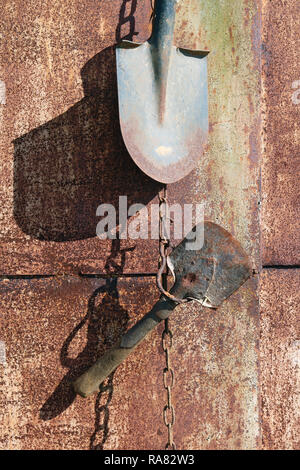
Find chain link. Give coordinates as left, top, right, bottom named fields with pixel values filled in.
left=90, top=374, right=114, bottom=450
left=158, top=186, right=176, bottom=450
left=162, top=320, right=176, bottom=450
left=157, top=189, right=189, bottom=304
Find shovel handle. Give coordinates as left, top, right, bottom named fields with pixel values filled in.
left=150, top=0, right=177, bottom=49
left=73, top=298, right=176, bottom=397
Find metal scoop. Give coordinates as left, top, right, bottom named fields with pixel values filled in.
left=73, top=222, right=251, bottom=397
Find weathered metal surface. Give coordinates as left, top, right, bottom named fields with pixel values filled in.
left=74, top=222, right=252, bottom=397
left=0, top=0, right=260, bottom=275
left=261, top=0, right=300, bottom=265
left=0, top=0, right=261, bottom=451
left=0, top=0, right=157, bottom=275
left=116, top=0, right=209, bottom=183
left=168, top=276, right=259, bottom=449
left=0, top=277, right=161, bottom=450
left=260, top=269, right=300, bottom=450
left=0, top=276, right=258, bottom=449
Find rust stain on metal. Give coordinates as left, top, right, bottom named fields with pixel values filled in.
left=0, top=275, right=259, bottom=449
left=0, top=0, right=261, bottom=451
left=171, top=276, right=259, bottom=449
left=260, top=269, right=300, bottom=450
left=261, top=0, right=300, bottom=265
left=0, top=0, right=260, bottom=276
left=0, top=277, right=163, bottom=450
left=0, top=0, right=159, bottom=275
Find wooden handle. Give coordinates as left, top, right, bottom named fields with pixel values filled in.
left=73, top=298, right=176, bottom=397
left=73, top=344, right=137, bottom=398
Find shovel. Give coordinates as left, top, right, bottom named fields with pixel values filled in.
left=73, top=222, right=251, bottom=397
left=116, top=0, right=209, bottom=184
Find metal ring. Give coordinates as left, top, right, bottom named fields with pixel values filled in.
left=156, top=255, right=189, bottom=304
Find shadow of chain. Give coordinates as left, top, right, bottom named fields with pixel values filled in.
left=90, top=0, right=139, bottom=450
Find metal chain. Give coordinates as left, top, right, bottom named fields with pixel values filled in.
left=158, top=186, right=176, bottom=450
left=90, top=374, right=114, bottom=450
left=157, top=189, right=189, bottom=304
left=162, top=320, right=176, bottom=450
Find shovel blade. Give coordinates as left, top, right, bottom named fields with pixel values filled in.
left=116, top=41, right=209, bottom=183
left=169, top=222, right=252, bottom=307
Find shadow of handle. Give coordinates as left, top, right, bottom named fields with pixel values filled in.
left=73, top=298, right=176, bottom=397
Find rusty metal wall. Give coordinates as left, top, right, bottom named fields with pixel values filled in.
left=0, top=0, right=263, bottom=450
left=0, top=0, right=260, bottom=275
left=0, top=276, right=259, bottom=450
left=0, top=277, right=161, bottom=449
left=260, top=0, right=300, bottom=450
left=260, top=270, right=300, bottom=450
left=261, top=0, right=300, bottom=266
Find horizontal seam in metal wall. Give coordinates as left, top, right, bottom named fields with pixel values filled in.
left=1, top=269, right=298, bottom=280
left=0, top=273, right=157, bottom=280
left=262, top=265, right=300, bottom=270
left=80, top=273, right=157, bottom=278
